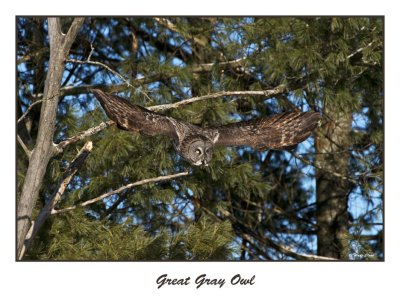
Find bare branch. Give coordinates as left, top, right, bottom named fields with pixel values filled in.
left=54, top=120, right=114, bottom=154
left=289, top=151, right=359, bottom=185
left=347, top=40, right=375, bottom=60
left=62, top=18, right=85, bottom=51
left=242, top=233, right=337, bottom=261
left=204, top=206, right=336, bottom=261
left=293, top=150, right=383, bottom=194
left=51, top=171, right=189, bottom=215
left=17, top=99, right=43, bottom=124
left=67, top=58, right=133, bottom=89
left=59, top=84, right=127, bottom=97
left=19, top=141, right=93, bottom=260
left=190, top=57, right=247, bottom=73
left=148, top=84, right=287, bottom=112
left=17, top=134, right=32, bottom=158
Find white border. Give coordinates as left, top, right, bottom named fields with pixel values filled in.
left=2, top=1, right=399, bottom=307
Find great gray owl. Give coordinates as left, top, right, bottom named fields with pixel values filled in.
left=92, top=89, right=321, bottom=166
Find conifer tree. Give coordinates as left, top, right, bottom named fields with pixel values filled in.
left=17, top=16, right=383, bottom=260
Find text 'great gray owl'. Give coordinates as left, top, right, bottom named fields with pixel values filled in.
left=92, top=89, right=321, bottom=166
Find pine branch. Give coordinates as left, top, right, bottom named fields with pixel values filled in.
left=149, top=84, right=287, bottom=111
left=51, top=171, right=189, bottom=214
left=154, top=17, right=207, bottom=47
left=19, top=141, right=93, bottom=260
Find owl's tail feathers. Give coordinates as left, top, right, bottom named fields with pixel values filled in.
left=274, top=111, right=322, bottom=150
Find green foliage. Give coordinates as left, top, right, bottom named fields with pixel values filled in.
left=169, top=218, right=235, bottom=260
left=27, top=211, right=236, bottom=260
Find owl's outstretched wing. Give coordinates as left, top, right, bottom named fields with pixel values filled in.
left=92, top=89, right=186, bottom=141
left=213, top=111, right=321, bottom=149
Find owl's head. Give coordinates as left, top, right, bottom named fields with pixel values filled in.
left=181, top=135, right=213, bottom=166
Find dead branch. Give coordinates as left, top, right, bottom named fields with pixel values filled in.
left=242, top=233, right=337, bottom=261
left=148, top=84, right=287, bottom=111
left=19, top=141, right=93, bottom=260
left=213, top=207, right=337, bottom=261
left=289, top=151, right=359, bottom=185
left=54, top=120, right=114, bottom=155
left=191, top=57, right=247, bottom=73
left=17, top=99, right=43, bottom=124
left=17, top=134, right=32, bottom=158
left=51, top=171, right=189, bottom=214
left=67, top=58, right=134, bottom=89
left=62, top=18, right=86, bottom=49
left=347, top=40, right=376, bottom=60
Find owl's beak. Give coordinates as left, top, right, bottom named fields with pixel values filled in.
left=202, top=160, right=208, bottom=167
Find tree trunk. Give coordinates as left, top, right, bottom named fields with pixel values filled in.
left=315, top=107, right=352, bottom=259
left=17, top=17, right=84, bottom=258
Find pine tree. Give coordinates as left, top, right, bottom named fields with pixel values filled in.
left=17, top=17, right=383, bottom=260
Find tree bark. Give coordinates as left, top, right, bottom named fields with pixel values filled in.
left=315, top=107, right=352, bottom=259
left=19, top=141, right=93, bottom=259
left=17, top=17, right=84, bottom=258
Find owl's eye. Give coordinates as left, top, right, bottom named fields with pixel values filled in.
left=195, top=148, right=202, bottom=155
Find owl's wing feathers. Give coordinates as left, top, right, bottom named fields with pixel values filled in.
left=92, top=89, right=187, bottom=141
left=93, top=89, right=321, bottom=152
left=213, top=111, right=321, bottom=149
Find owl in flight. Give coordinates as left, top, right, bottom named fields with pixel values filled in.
left=92, top=89, right=321, bottom=166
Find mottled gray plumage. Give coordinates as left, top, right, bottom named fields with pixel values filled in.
left=92, top=89, right=321, bottom=166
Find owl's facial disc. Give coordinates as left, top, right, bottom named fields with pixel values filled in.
left=186, top=139, right=213, bottom=166
left=193, top=146, right=207, bottom=166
